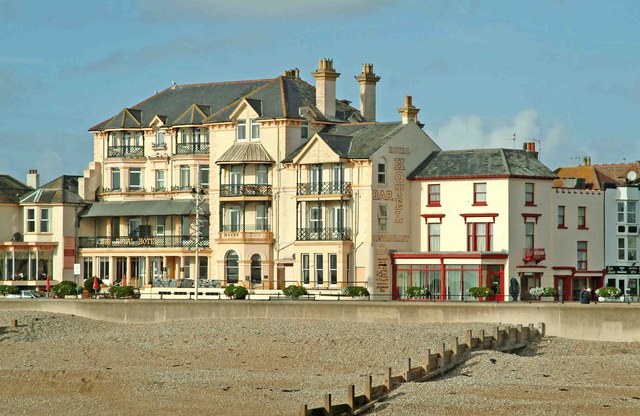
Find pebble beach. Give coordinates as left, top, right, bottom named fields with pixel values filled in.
left=0, top=311, right=639, bottom=415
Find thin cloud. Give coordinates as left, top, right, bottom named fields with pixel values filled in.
left=0, top=56, right=44, bottom=65
left=431, top=109, right=573, bottom=169
left=138, top=0, right=392, bottom=20
left=590, top=80, right=640, bottom=104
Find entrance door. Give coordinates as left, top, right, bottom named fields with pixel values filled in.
left=556, top=277, right=571, bottom=302
left=628, top=277, right=639, bottom=301
left=486, top=265, right=503, bottom=301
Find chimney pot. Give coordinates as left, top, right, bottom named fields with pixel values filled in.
left=397, top=95, right=420, bottom=124
left=355, top=63, right=381, bottom=121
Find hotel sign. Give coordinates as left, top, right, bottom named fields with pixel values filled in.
left=606, top=265, right=640, bottom=274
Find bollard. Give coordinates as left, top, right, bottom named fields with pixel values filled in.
left=11, top=319, right=17, bottom=327
left=364, top=374, right=372, bottom=402
left=299, top=404, right=307, bottom=416
left=516, top=324, right=523, bottom=343
left=347, top=384, right=355, bottom=410
left=424, top=348, right=432, bottom=373
left=479, top=329, right=485, bottom=349
left=538, top=322, right=546, bottom=337
left=528, top=323, right=535, bottom=340
left=439, top=342, right=446, bottom=366
left=324, top=393, right=332, bottom=416
left=404, top=357, right=411, bottom=381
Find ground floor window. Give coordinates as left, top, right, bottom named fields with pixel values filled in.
left=250, top=254, right=261, bottom=283
left=82, top=257, right=93, bottom=280
left=520, top=272, right=541, bottom=300
left=394, top=263, right=504, bottom=301
left=99, top=257, right=109, bottom=280
left=226, top=251, right=239, bottom=283
left=0, top=250, right=53, bottom=280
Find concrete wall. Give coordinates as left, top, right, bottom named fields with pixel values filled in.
left=1, top=300, right=638, bottom=342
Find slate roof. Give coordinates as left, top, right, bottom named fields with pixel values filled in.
left=20, top=175, right=85, bottom=205
left=90, top=76, right=361, bottom=131
left=282, top=122, right=408, bottom=162
left=408, top=148, right=558, bottom=180
left=217, top=143, right=274, bottom=164
left=0, top=175, right=31, bottom=204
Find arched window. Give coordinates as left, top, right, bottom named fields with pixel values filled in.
left=225, top=251, right=239, bottom=283
left=250, top=254, right=262, bottom=283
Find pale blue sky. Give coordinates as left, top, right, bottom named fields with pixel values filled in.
left=1, top=0, right=638, bottom=184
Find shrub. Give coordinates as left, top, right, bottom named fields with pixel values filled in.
left=596, top=287, right=621, bottom=298
left=233, top=286, right=248, bottom=300
left=342, top=286, right=370, bottom=298
left=542, top=287, right=557, bottom=297
left=283, top=285, right=308, bottom=298
left=109, top=285, right=135, bottom=298
left=528, top=287, right=545, bottom=298
left=224, top=284, right=236, bottom=298
left=52, top=281, right=77, bottom=297
left=223, top=284, right=248, bottom=299
left=0, top=285, right=20, bottom=295
left=405, top=286, right=430, bottom=299
left=468, top=287, right=493, bottom=298
left=84, top=277, right=103, bottom=292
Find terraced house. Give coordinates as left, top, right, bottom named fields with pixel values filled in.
left=76, top=59, right=440, bottom=297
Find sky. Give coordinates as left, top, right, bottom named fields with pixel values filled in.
left=1, top=0, right=639, bottom=184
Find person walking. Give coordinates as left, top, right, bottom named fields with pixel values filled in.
left=579, top=286, right=591, bottom=304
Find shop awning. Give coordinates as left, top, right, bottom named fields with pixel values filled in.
left=81, top=200, right=207, bottom=218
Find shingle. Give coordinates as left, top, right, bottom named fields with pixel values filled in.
left=0, top=175, right=31, bottom=204
left=408, top=148, right=557, bottom=179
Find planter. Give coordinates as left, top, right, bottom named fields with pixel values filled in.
left=541, top=296, right=555, bottom=302
left=598, top=296, right=623, bottom=302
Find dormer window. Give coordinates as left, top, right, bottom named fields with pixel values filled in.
left=155, top=130, right=165, bottom=147
left=237, top=119, right=247, bottom=141
left=250, top=119, right=260, bottom=140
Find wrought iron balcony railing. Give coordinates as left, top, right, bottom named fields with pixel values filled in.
left=102, top=187, right=122, bottom=193
left=79, top=235, right=209, bottom=249
left=296, top=227, right=352, bottom=241
left=151, top=186, right=167, bottom=192
left=176, top=142, right=210, bottom=155
left=524, top=248, right=546, bottom=263
left=107, top=146, right=144, bottom=158
left=152, top=142, right=167, bottom=149
left=297, top=181, right=352, bottom=196
left=220, top=184, right=272, bottom=197
left=220, top=224, right=270, bottom=232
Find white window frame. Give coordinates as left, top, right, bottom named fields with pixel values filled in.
left=301, top=122, right=309, bottom=140
left=155, top=170, right=165, bottom=191
left=256, top=164, right=268, bottom=185
left=377, top=161, right=386, bottom=184
left=155, top=130, right=165, bottom=146
left=301, top=254, right=310, bottom=285
left=237, top=119, right=247, bottom=141
left=27, top=208, right=36, bottom=233
left=310, top=206, right=323, bottom=231
left=180, top=165, right=190, bottom=188
left=199, top=165, right=210, bottom=189
left=129, top=168, right=142, bottom=191
left=111, top=168, right=121, bottom=191
left=256, top=204, right=268, bottom=231
left=156, top=216, right=165, bottom=236
left=329, top=253, right=338, bottom=286
left=250, top=118, right=260, bottom=140
left=40, top=208, right=50, bottom=233
left=315, top=253, right=324, bottom=285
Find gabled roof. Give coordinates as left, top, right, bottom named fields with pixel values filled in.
left=408, top=148, right=557, bottom=180
left=283, top=122, right=406, bottom=163
left=90, top=76, right=361, bottom=131
left=172, top=104, right=211, bottom=126
left=593, top=161, right=640, bottom=184
left=20, top=175, right=85, bottom=205
left=217, top=142, right=274, bottom=164
left=103, top=108, right=143, bottom=129
left=0, top=175, right=31, bottom=204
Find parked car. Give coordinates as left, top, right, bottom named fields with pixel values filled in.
left=4, top=290, right=44, bottom=299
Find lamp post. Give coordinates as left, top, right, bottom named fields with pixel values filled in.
left=191, top=187, right=206, bottom=300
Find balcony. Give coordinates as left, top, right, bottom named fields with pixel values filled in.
left=524, top=248, right=546, bottom=263
left=102, top=187, right=122, bottom=193
left=172, top=185, right=193, bottom=191
left=176, top=142, right=210, bottom=155
left=78, top=236, right=210, bottom=249
left=217, top=224, right=272, bottom=242
left=107, top=146, right=144, bottom=158
left=220, top=184, right=272, bottom=197
left=296, top=227, right=352, bottom=241
left=125, top=186, right=145, bottom=193
left=297, top=181, right=352, bottom=196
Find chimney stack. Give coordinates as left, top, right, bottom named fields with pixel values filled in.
left=583, top=155, right=591, bottom=166
left=283, top=68, right=300, bottom=79
left=27, top=169, right=39, bottom=189
left=311, top=59, right=340, bottom=118
left=355, top=63, right=380, bottom=121
left=522, top=142, right=539, bottom=159
left=397, top=96, right=420, bottom=124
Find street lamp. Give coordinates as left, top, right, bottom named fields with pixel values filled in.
left=191, top=187, right=206, bottom=300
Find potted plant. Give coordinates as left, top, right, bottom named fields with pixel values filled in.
left=223, top=284, right=248, bottom=300
left=405, top=286, right=430, bottom=299
left=596, top=287, right=622, bottom=302
left=282, top=284, right=308, bottom=299
left=51, top=281, right=78, bottom=299
left=528, top=287, right=544, bottom=300
left=467, top=287, right=493, bottom=300
left=342, top=286, right=370, bottom=299
left=540, top=287, right=557, bottom=302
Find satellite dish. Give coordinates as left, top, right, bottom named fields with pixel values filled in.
left=627, top=171, right=637, bottom=182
